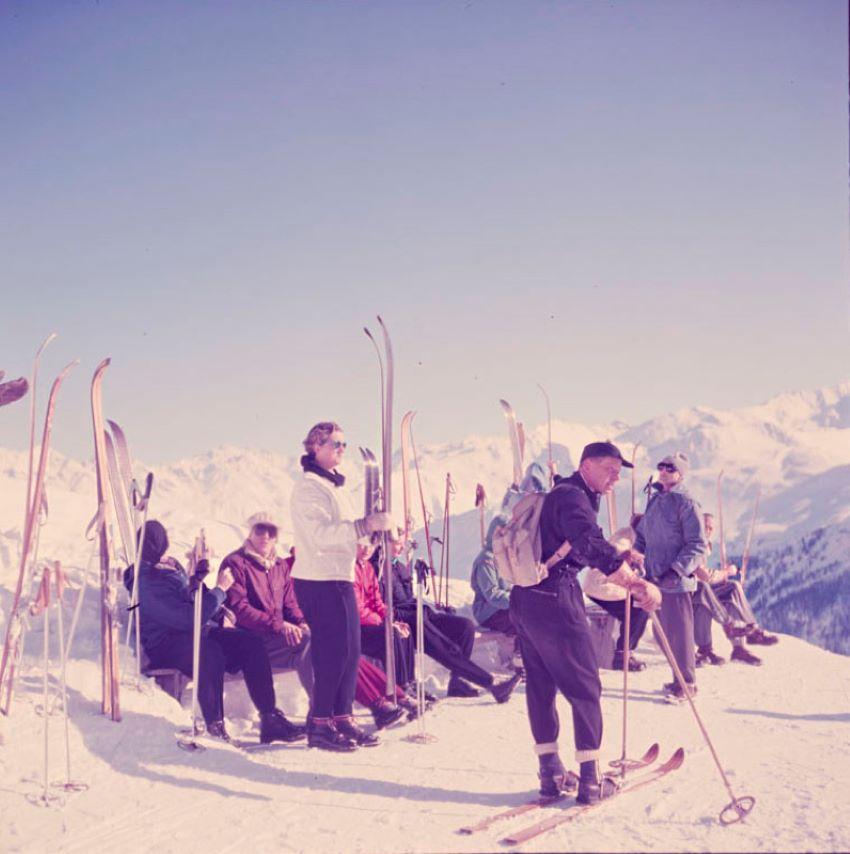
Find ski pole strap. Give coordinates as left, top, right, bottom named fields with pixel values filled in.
left=126, top=602, right=140, bottom=613
left=543, top=539, right=572, bottom=571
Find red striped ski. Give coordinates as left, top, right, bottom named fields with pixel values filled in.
left=501, top=748, right=685, bottom=846
left=457, top=743, right=659, bottom=836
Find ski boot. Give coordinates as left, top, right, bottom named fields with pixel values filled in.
left=612, top=650, right=647, bottom=671
left=370, top=699, right=406, bottom=729
left=731, top=645, right=762, bottom=666
left=537, top=753, right=579, bottom=800
left=206, top=720, right=232, bottom=743
left=447, top=677, right=481, bottom=698
left=696, top=645, right=725, bottom=667
left=306, top=718, right=358, bottom=752
left=260, top=709, right=307, bottom=743
left=491, top=670, right=522, bottom=704
left=747, top=628, right=778, bottom=646
left=577, top=760, right=619, bottom=804
left=333, top=715, right=380, bottom=747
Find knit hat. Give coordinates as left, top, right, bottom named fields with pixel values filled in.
left=657, top=452, right=690, bottom=476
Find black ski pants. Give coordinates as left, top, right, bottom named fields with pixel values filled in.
left=293, top=579, right=360, bottom=719
left=360, top=623, right=416, bottom=688
left=510, top=574, right=603, bottom=761
left=588, top=595, right=649, bottom=654
left=263, top=629, right=315, bottom=700
left=146, top=626, right=276, bottom=725
left=397, top=606, right=494, bottom=689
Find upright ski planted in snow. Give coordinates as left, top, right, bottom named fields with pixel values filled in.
left=364, top=316, right=396, bottom=696
left=499, top=399, right=524, bottom=488
left=0, top=356, right=78, bottom=715
left=91, top=359, right=121, bottom=721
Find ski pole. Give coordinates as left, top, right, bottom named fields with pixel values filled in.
left=649, top=612, right=755, bottom=824
left=716, top=471, right=727, bottom=570
left=475, top=484, right=486, bottom=549
left=178, top=533, right=207, bottom=752
left=66, top=508, right=104, bottom=664
left=630, top=443, right=641, bottom=518
left=53, top=562, right=88, bottom=794
left=405, top=559, right=436, bottom=745
left=740, top=486, right=761, bottom=588
left=126, top=473, right=154, bottom=683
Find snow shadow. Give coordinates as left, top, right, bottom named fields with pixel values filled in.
left=63, top=685, right=524, bottom=808
left=725, top=707, right=850, bottom=723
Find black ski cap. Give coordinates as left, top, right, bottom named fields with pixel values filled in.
left=580, top=441, right=633, bottom=468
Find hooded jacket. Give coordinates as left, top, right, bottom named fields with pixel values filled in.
left=134, top=520, right=226, bottom=652
left=634, top=482, right=705, bottom=594
left=470, top=515, right=512, bottom=625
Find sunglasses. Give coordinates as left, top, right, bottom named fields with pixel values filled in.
left=324, top=440, right=347, bottom=450
left=252, top=523, right=278, bottom=537
left=657, top=463, right=678, bottom=473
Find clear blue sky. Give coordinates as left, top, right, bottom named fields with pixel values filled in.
left=1, top=1, right=848, bottom=463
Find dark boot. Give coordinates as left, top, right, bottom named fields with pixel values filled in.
left=206, top=720, right=231, bottom=743
left=696, top=645, right=725, bottom=667
left=260, top=709, right=307, bottom=744
left=396, top=694, right=420, bottom=721
left=731, top=645, right=762, bottom=666
left=723, top=619, right=754, bottom=639
left=447, top=676, right=481, bottom=698
left=490, top=670, right=522, bottom=704
left=370, top=700, right=405, bottom=730
left=537, top=752, right=579, bottom=799
left=306, top=718, right=358, bottom=752
left=577, top=760, right=618, bottom=804
left=334, top=715, right=380, bottom=747
left=747, top=628, right=778, bottom=646
left=612, top=650, right=647, bottom=671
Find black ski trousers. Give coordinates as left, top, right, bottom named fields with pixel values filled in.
left=588, top=595, right=649, bottom=654
left=147, top=626, right=276, bottom=725
left=510, top=573, right=603, bottom=761
left=397, top=606, right=494, bottom=689
left=360, top=623, right=416, bottom=688
left=263, top=630, right=315, bottom=700
left=293, top=579, right=360, bottom=719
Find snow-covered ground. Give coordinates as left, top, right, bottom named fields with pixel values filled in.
left=1, top=626, right=848, bottom=853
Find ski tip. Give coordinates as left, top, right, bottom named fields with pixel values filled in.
left=661, top=747, right=686, bottom=772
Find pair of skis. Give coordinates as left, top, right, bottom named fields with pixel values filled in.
left=458, top=744, right=684, bottom=844
left=103, top=419, right=154, bottom=684
left=364, top=317, right=397, bottom=697
left=0, top=333, right=78, bottom=716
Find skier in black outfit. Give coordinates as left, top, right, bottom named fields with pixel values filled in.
left=382, top=540, right=521, bottom=704
left=129, top=519, right=305, bottom=744
left=509, top=442, right=662, bottom=804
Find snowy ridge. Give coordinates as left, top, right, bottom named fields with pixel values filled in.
left=1, top=380, right=849, bottom=652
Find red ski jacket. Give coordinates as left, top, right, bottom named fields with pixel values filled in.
left=353, top=558, right=387, bottom=627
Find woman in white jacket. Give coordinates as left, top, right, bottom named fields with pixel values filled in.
left=291, top=421, right=392, bottom=751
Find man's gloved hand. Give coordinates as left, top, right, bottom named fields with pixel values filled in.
left=629, top=578, right=662, bottom=611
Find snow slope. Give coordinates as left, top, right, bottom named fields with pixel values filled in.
left=0, top=629, right=848, bottom=853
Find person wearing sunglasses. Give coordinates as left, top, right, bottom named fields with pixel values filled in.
left=219, top=512, right=314, bottom=741
left=290, top=421, right=395, bottom=751
left=634, top=452, right=706, bottom=701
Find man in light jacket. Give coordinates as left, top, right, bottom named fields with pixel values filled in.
left=634, top=451, right=706, bottom=700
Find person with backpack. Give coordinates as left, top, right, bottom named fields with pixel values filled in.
left=507, top=442, right=661, bottom=805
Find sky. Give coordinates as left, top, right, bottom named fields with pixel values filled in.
left=1, top=0, right=848, bottom=464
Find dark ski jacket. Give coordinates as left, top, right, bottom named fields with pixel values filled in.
left=137, top=563, right=226, bottom=652
left=539, top=471, right=624, bottom=583
left=220, top=546, right=306, bottom=636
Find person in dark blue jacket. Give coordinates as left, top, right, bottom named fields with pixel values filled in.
left=510, top=442, right=661, bottom=805
left=130, top=519, right=305, bottom=744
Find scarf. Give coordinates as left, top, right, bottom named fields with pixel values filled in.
left=300, top=453, right=345, bottom=487
left=243, top=542, right=278, bottom=571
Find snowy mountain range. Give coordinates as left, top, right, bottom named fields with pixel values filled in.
left=2, top=380, right=849, bottom=652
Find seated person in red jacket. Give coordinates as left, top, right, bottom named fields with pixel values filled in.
left=354, top=543, right=416, bottom=692
left=220, top=513, right=314, bottom=704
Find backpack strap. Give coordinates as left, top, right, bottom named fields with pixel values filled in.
left=543, top=538, right=572, bottom=570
